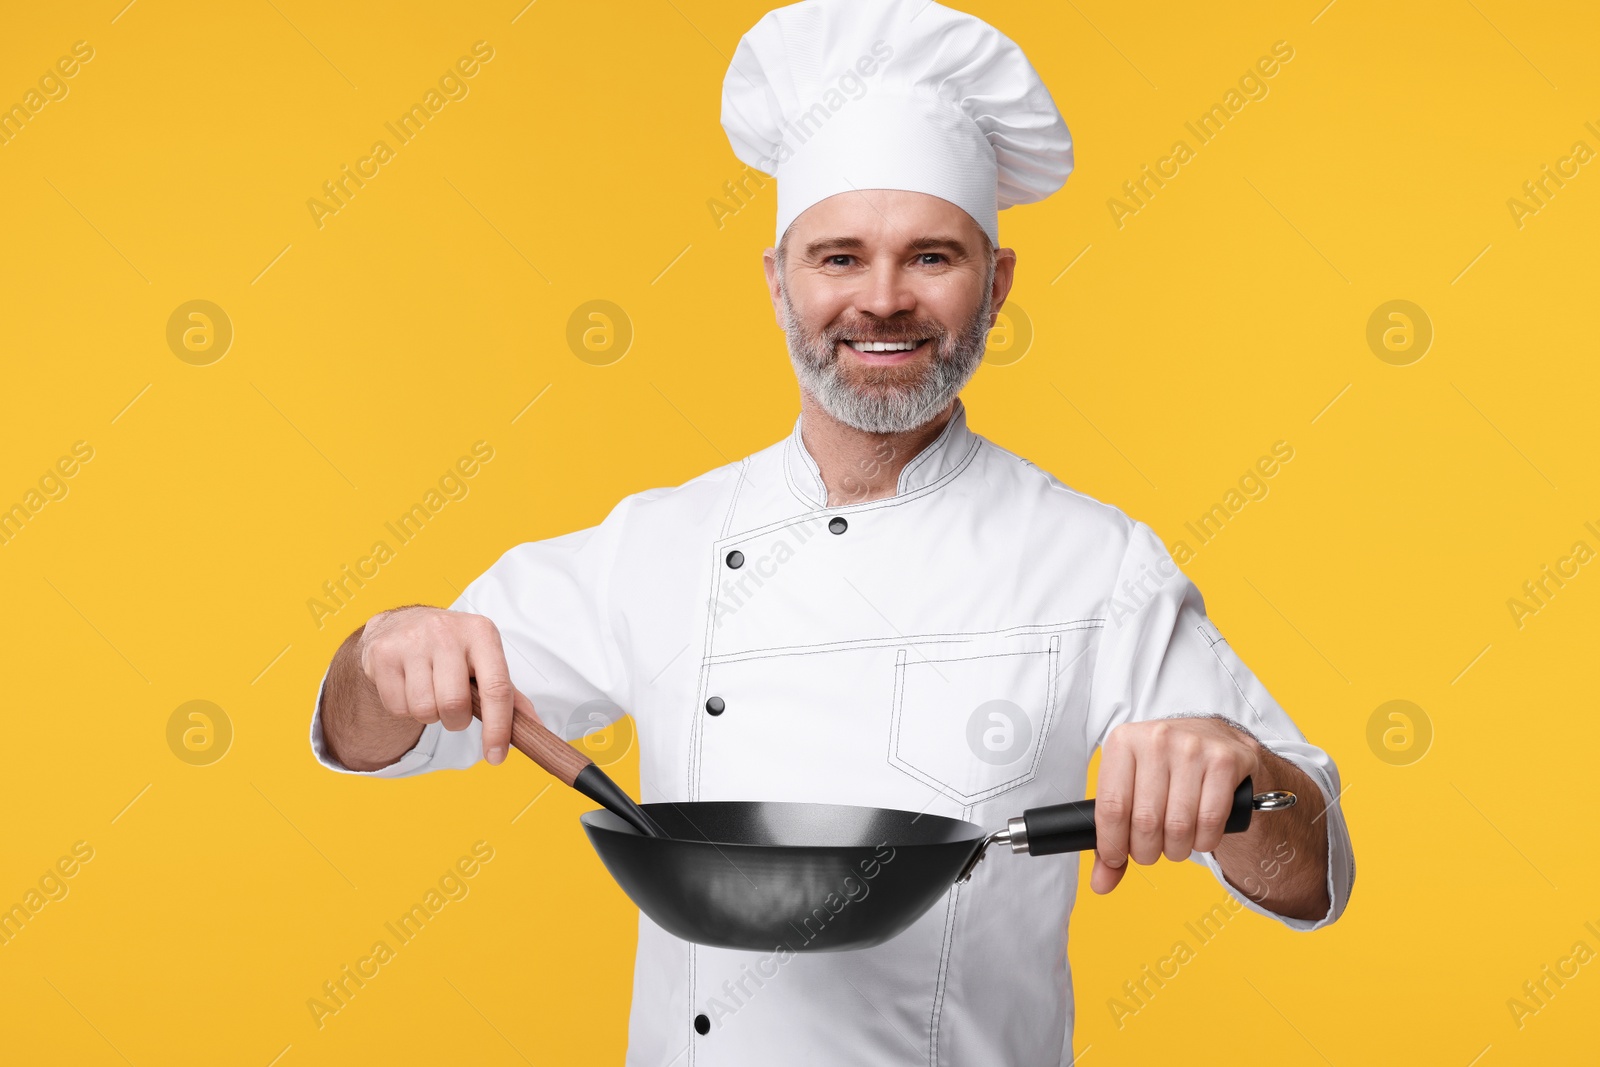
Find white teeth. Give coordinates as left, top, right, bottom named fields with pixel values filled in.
left=845, top=339, right=923, bottom=352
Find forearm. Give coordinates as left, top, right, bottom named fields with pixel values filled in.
left=320, top=620, right=425, bottom=772
left=1212, top=744, right=1331, bottom=921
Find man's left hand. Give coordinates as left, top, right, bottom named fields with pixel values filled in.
left=1090, top=716, right=1265, bottom=895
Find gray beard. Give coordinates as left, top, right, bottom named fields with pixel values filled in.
left=779, top=278, right=993, bottom=435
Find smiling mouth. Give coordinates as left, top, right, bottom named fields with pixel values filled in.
left=837, top=338, right=931, bottom=362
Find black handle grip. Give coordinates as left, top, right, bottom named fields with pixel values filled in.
left=572, top=764, right=668, bottom=838
left=1021, top=776, right=1254, bottom=857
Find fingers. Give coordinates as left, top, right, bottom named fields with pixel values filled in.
left=1090, top=854, right=1128, bottom=895
left=360, top=610, right=512, bottom=762
left=404, top=659, right=440, bottom=725
left=433, top=653, right=473, bottom=733
left=1128, top=757, right=1169, bottom=867
left=1091, top=719, right=1262, bottom=885
left=1194, top=761, right=1238, bottom=854
left=1163, top=749, right=1205, bottom=862
left=1092, top=729, right=1135, bottom=894
left=370, top=652, right=410, bottom=722
left=467, top=625, right=515, bottom=766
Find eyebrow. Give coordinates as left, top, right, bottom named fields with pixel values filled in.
left=802, top=235, right=972, bottom=260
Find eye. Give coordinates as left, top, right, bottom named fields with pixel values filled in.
left=917, top=252, right=948, bottom=266
left=824, top=254, right=856, bottom=267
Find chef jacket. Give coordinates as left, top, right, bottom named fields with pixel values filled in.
left=309, top=397, right=1355, bottom=1066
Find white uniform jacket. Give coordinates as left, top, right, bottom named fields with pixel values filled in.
left=310, top=398, right=1355, bottom=1065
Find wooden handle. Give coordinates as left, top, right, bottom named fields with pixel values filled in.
left=469, top=683, right=590, bottom=786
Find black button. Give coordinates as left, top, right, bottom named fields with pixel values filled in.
left=828, top=516, right=848, bottom=535
left=694, top=1013, right=710, bottom=1035
left=705, top=696, right=725, bottom=716
left=726, top=550, right=744, bottom=568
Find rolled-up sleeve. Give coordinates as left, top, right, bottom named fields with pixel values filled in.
left=1084, top=519, right=1356, bottom=931
left=308, top=497, right=636, bottom=778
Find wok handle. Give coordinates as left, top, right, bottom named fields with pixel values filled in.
left=1020, top=777, right=1257, bottom=857
left=469, top=683, right=666, bottom=838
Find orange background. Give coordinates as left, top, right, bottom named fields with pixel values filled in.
left=1, top=1, right=1596, bottom=1063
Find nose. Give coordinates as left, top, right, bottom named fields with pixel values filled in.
left=853, top=259, right=917, bottom=321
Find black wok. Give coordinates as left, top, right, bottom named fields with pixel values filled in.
left=475, top=690, right=1296, bottom=953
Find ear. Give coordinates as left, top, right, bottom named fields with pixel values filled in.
left=988, top=248, right=1018, bottom=325
left=762, top=247, right=784, bottom=329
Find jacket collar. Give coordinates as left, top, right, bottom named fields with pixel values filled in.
left=782, top=397, right=977, bottom=509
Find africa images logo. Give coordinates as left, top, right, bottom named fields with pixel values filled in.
left=306, top=42, right=496, bottom=229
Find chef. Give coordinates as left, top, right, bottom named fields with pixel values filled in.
left=310, top=0, right=1355, bottom=1062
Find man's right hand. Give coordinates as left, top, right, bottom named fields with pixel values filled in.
left=322, top=605, right=518, bottom=770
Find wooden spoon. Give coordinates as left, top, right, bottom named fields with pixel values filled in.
left=469, top=682, right=665, bottom=838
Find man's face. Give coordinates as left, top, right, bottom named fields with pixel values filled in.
left=763, top=189, right=1016, bottom=434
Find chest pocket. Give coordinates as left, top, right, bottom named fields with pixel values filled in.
left=889, top=629, right=1074, bottom=805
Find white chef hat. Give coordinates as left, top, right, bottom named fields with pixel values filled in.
left=721, top=0, right=1074, bottom=247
